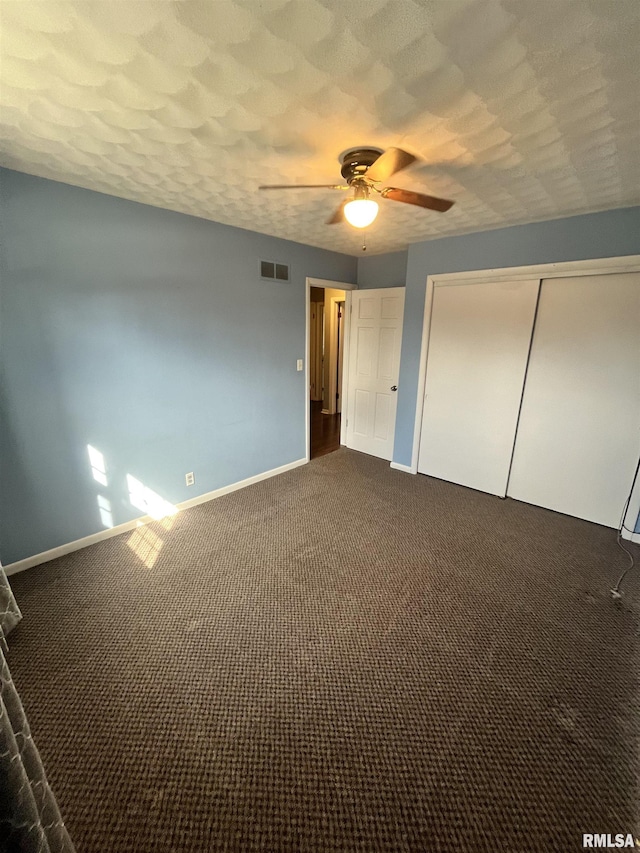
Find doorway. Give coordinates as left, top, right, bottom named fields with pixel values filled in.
left=305, top=278, right=356, bottom=462
left=309, top=286, right=345, bottom=458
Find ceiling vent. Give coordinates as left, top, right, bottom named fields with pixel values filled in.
left=261, top=260, right=290, bottom=281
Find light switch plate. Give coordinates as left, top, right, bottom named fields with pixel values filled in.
left=296, top=359, right=303, bottom=371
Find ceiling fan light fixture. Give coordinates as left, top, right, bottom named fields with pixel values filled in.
left=344, top=198, right=379, bottom=228
left=259, top=146, right=454, bottom=227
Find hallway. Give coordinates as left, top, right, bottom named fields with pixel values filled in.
left=310, top=401, right=341, bottom=459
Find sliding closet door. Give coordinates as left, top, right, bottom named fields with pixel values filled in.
left=418, top=279, right=540, bottom=496
left=507, top=272, right=640, bottom=527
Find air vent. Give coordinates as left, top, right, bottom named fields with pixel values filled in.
left=260, top=260, right=290, bottom=282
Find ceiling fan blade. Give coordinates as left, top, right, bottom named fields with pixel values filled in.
left=381, top=187, right=454, bottom=212
left=365, top=147, right=417, bottom=183
left=259, top=184, right=348, bottom=190
left=326, top=201, right=346, bottom=224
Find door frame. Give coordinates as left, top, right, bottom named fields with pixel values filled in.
left=410, top=255, right=640, bottom=541
left=305, top=277, right=357, bottom=463
left=309, top=300, right=324, bottom=402
left=335, top=299, right=346, bottom=415
left=324, top=293, right=345, bottom=416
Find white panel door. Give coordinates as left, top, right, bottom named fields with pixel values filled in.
left=507, top=272, right=640, bottom=527
left=418, top=279, right=540, bottom=496
left=346, top=288, right=405, bottom=460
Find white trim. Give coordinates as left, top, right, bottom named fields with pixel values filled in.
left=424, top=254, right=640, bottom=286
left=409, top=278, right=435, bottom=474
left=390, top=461, right=414, bottom=474
left=4, top=457, right=307, bottom=577
left=410, top=255, right=640, bottom=473
left=305, top=277, right=356, bottom=461
left=306, top=277, right=357, bottom=291
left=621, top=456, right=640, bottom=542
left=325, top=293, right=344, bottom=415
left=5, top=523, right=144, bottom=576
left=340, top=292, right=352, bottom=447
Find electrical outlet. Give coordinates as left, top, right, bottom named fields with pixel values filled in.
left=185, top=472, right=195, bottom=486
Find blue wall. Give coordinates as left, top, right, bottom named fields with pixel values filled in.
left=0, top=169, right=356, bottom=563
left=2, top=170, right=638, bottom=565
left=357, top=250, right=407, bottom=290
left=390, top=207, right=640, bottom=470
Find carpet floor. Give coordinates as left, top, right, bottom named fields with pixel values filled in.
left=7, top=449, right=640, bottom=852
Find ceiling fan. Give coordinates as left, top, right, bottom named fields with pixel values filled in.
left=259, top=147, right=454, bottom=228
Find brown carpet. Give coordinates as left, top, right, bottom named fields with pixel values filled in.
left=7, top=449, right=640, bottom=852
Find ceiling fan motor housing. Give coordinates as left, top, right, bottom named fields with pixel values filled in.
left=340, top=148, right=383, bottom=183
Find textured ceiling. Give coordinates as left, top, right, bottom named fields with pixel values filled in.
left=1, top=0, right=639, bottom=256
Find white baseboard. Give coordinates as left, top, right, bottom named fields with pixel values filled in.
left=390, top=461, right=415, bottom=474
left=4, top=520, right=144, bottom=577
left=621, top=529, right=640, bottom=544
left=4, top=457, right=307, bottom=577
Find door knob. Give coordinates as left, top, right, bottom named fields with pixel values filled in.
left=391, top=385, right=398, bottom=391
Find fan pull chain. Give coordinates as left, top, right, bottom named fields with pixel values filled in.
left=362, top=233, right=367, bottom=252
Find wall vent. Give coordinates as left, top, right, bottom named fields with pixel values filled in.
left=260, top=260, right=290, bottom=281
